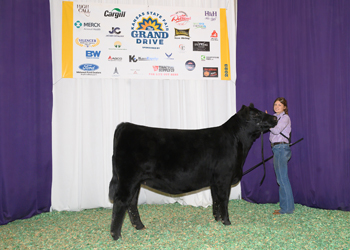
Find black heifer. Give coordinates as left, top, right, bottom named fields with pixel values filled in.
left=109, top=104, right=277, bottom=240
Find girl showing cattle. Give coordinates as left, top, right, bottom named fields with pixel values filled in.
left=268, top=97, right=294, bottom=215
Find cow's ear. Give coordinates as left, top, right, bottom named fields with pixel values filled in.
left=239, top=105, right=249, bottom=118
left=249, top=103, right=254, bottom=108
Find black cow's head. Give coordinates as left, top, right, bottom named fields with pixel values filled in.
left=242, top=103, right=277, bottom=133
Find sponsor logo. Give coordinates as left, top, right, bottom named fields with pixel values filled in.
left=178, top=44, right=186, bottom=53
left=174, top=28, right=190, bottom=39
left=185, top=60, right=196, bottom=71
left=79, top=64, right=99, bottom=71
left=152, top=65, right=175, bottom=72
left=108, top=56, right=122, bottom=62
left=203, top=67, right=218, bottom=77
left=75, top=21, right=101, bottom=30
left=109, top=27, right=121, bottom=34
left=129, top=55, right=158, bottom=62
left=130, top=68, right=141, bottom=75
left=108, top=41, right=127, bottom=50
left=104, top=8, right=126, bottom=18
left=205, top=11, right=217, bottom=21
left=201, top=55, right=219, bottom=61
left=112, top=67, right=120, bottom=77
left=224, top=63, right=229, bottom=78
left=193, top=41, right=210, bottom=51
left=150, top=65, right=178, bottom=76
left=211, top=30, right=219, bottom=41
left=193, top=23, right=206, bottom=29
left=75, top=38, right=100, bottom=47
left=131, top=11, right=169, bottom=49
left=77, top=4, right=90, bottom=17
left=107, top=27, right=124, bottom=37
left=86, top=50, right=101, bottom=59
left=84, top=22, right=100, bottom=29
left=74, top=21, right=82, bottom=28
left=170, top=11, right=191, bottom=25
left=165, top=53, right=174, bottom=60
left=129, top=55, right=138, bottom=62
left=84, top=23, right=100, bottom=27
left=114, top=41, right=121, bottom=48
left=76, top=64, right=101, bottom=76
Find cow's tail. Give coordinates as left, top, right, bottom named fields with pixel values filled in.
left=108, top=154, right=118, bottom=203
left=108, top=123, right=125, bottom=203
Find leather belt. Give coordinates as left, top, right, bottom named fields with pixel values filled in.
left=271, top=142, right=287, bottom=147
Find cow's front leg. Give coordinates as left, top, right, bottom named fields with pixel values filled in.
left=127, top=186, right=145, bottom=230
left=211, top=183, right=231, bottom=226
left=110, top=200, right=127, bottom=241
left=219, top=197, right=231, bottom=225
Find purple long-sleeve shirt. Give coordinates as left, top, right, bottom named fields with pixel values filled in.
left=269, top=111, right=291, bottom=144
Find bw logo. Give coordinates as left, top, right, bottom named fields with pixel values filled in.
left=86, top=51, right=101, bottom=59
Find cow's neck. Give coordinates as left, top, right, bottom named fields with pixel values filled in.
left=223, top=116, right=261, bottom=157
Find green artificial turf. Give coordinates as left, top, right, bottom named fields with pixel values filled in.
left=1, top=199, right=349, bottom=249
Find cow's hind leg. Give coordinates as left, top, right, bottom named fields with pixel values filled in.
left=110, top=179, right=140, bottom=240
left=127, top=185, right=145, bottom=230
left=110, top=198, right=127, bottom=241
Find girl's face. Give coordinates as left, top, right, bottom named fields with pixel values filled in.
left=274, top=100, right=286, bottom=115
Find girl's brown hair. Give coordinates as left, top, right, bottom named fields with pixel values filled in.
left=274, top=97, right=288, bottom=114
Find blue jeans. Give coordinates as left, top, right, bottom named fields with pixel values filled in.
left=272, top=144, right=294, bottom=214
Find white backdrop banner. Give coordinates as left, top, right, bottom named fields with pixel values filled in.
left=62, top=2, right=231, bottom=80
left=51, top=0, right=238, bottom=211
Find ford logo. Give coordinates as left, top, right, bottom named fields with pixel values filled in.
left=79, top=64, right=99, bottom=71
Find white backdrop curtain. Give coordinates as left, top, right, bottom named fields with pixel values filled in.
left=50, top=0, right=237, bottom=211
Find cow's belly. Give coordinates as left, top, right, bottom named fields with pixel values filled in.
left=142, top=176, right=211, bottom=195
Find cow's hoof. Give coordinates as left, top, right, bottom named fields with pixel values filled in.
left=111, top=231, right=121, bottom=241
left=133, top=223, right=145, bottom=230
left=222, top=220, right=231, bottom=226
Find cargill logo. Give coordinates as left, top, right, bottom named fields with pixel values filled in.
left=104, top=8, right=126, bottom=18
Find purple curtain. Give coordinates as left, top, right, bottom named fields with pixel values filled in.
left=0, top=0, right=52, bottom=224
left=237, top=0, right=350, bottom=210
